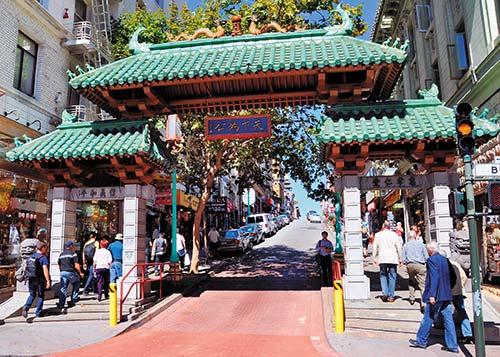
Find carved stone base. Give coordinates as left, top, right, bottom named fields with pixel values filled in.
left=167, top=262, right=183, bottom=282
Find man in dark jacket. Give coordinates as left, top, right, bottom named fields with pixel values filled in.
left=409, top=242, right=459, bottom=353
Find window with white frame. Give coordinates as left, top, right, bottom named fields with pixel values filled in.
left=416, top=3, right=433, bottom=32
left=455, top=24, right=469, bottom=70
left=13, top=32, right=38, bottom=97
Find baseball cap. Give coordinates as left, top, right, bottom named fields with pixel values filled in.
left=64, top=241, right=75, bottom=248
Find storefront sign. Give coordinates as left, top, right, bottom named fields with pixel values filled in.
left=205, top=197, right=228, bottom=213
left=206, top=114, right=271, bottom=140
left=359, top=175, right=424, bottom=191
left=70, top=186, right=125, bottom=201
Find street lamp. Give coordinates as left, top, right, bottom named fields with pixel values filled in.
left=165, top=114, right=182, bottom=280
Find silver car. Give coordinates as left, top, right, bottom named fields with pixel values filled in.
left=217, top=229, right=252, bottom=254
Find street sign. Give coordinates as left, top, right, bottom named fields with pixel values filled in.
left=473, top=163, right=500, bottom=177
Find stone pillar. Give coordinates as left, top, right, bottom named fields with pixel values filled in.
left=49, top=187, right=76, bottom=283
left=426, top=173, right=454, bottom=256
left=341, top=176, right=370, bottom=300
left=121, top=184, right=149, bottom=300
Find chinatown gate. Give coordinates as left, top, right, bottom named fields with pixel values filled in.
left=7, top=8, right=499, bottom=299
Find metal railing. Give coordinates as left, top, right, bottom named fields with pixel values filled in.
left=72, top=21, right=114, bottom=62
left=119, top=262, right=168, bottom=322
left=66, top=105, right=113, bottom=122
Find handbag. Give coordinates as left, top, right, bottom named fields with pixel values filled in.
left=177, top=248, right=186, bottom=257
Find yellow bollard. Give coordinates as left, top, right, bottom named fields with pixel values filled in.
left=109, top=283, right=117, bottom=326
left=333, top=280, right=344, bottom=333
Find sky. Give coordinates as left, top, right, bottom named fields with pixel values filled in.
left=181, top=1, right=380, bottom=215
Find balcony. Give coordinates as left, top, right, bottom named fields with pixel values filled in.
left=64, top=21, right=113, bottom=62
left=66, top=105, right=114, bottom=122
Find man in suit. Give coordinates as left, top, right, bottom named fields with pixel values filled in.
left=409, top=242, right=459, bottom=353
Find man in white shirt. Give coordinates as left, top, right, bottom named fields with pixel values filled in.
left=207, top=227, right=220, bottom=257
left=373, top=221, right=402, bottom=302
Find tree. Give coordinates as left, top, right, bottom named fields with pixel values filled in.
left=110, top=0, right=368, bottom=272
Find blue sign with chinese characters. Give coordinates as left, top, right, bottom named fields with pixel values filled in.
left=205, top=114, right=271, bottom=140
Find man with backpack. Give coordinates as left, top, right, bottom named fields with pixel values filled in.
left=82, top=232, right=99, bottom=295
left=22, top=241, right=50, bottom=319
left=151, top=232, right=167, bottom=275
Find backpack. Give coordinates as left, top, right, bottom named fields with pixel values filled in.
left=15, top=253, right=39, bottom=282
left=83, top=242, right=96, bottom=261
left=155, top=238, right=166, bottom=255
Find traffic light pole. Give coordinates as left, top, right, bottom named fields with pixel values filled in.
left=463, top=154, right=485, bottom=357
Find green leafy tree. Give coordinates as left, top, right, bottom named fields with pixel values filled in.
left=110, top=0, right=367, bottom=272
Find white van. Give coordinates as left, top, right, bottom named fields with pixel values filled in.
left=247, top=213, right=276, bottom=237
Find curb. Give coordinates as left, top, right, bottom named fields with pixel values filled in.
left=483, top=284, right=500, bottom=298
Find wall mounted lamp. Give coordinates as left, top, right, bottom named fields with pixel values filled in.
left=27, top=119, right=42, bottom=131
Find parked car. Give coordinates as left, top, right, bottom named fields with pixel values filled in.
left=247, top=213, right=276, bottom=237
left=217, top=229, right=252, bottom=254
left=307, top=210, right=319, bottom=221
left=278, top=214, right=290, bottom=225
left=240, top=224, right=264, bottom=244
left=309, top=213, right=322, bottom=223
left=273, top=216, right=284, bottom=230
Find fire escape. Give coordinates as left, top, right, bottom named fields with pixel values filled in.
left=64, top=0, right=114, bottom=121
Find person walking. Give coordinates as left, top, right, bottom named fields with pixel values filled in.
left=361, top=226, right=370, bottom=257
left=82, top=232, right=99, bottom=295
left=208, top=226, right=220, bottom=258
left=402, top=230, right=428, bottom=306
left=22, top=241, right=50, bottom=319
left=177, top=230, right=187, bottom=269
left=57, top=241, right=84, bottom=309
left=94, top=239, right=112, bottom=301
left=108, top=233, right=123, bottom=283
left=409, top=242, right=459, bottom=353
left=449, top=253, right=474, bottom=344
left=373, top=221, right=402, bottom=302
left=151, top=232, right=167, bottom=275
left=315, top=231, right=334, bottom=287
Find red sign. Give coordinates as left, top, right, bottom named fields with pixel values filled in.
left=205, top=114, right=271, bottom=140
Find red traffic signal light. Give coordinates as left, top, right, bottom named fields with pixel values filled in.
left=455, top=102, right=474, bottom=155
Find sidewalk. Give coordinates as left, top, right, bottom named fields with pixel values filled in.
left=0, top=263, right=220, bottom=356
left=323, top=256, right=500, bottom=357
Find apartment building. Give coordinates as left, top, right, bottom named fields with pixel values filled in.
left=371, top=0, right=499, bottom=114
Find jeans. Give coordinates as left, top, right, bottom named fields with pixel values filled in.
left=319, top=255, right=332, bottom=287
left=59, top=271, right=80, bottom=308
left=83, top=264, right=95, bottom=293
left=95, top=268, right=110, bottom=300
left=110, top=261, right=122, bottom=283
left=154, top=255, right=165, bottom=273
left=416, top=301, right=458, bottom=351
left=379, top=264, right=397, bottom=298
left=453, top=295, right=473, bottom=338
left=25, top=278, right=46, bottom=316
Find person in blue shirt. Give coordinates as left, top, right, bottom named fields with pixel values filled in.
left=22, top=241, right=50, bottom=319
left=409, top=242, right=458, bottom=353
left=315, top=231, right=334, bottom=287
left=108, top=233, right=123, bottom=283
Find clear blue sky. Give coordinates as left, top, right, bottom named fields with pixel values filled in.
left=181, top=1, right=380, bottom=215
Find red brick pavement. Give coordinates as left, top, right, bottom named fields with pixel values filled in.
left=49, top=289, right=338, bottom=357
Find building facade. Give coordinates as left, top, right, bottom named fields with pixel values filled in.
left=371, top=0, right=499, bottom=114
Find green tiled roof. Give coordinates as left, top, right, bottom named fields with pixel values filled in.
left=6, top=119, right=166, bottom=164
left=317, top=98, right=500, bottom=144
left=68, top=29, right=407, bottom=90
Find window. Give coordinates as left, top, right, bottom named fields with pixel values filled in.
left=36, top=0, right=49, bottom=10
left=75, top=0, right=87, bottom=22
left=13, top=33, right=38, bottom=96
left=455, top=30, right=469, bottom=70
left=416, top=4, right=433, bottom=32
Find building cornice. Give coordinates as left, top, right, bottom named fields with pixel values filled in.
left=15, top=0, right=72, bottom=40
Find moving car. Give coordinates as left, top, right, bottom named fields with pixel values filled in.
left=309, top=213, right=322, bottom=223
left=217, top=229, right=252, bottom=254
left=240, top=224, right=264, bottom=244
left=247, top=213, right=276, bottom=237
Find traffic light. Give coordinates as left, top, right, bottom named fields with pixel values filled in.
left=487, top=183, right=500, bottom=211
left=455, top=102, right=475, bottom=155
left=449, top=190, right=466, bottom=217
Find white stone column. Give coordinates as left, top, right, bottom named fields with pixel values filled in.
left=342, top=176, right=370, bottom=300
left=121, top=184, right=148, bottom=300
left=49, top=187, right=76, bottom=283
left=426, top=173, right=454, bottom=256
